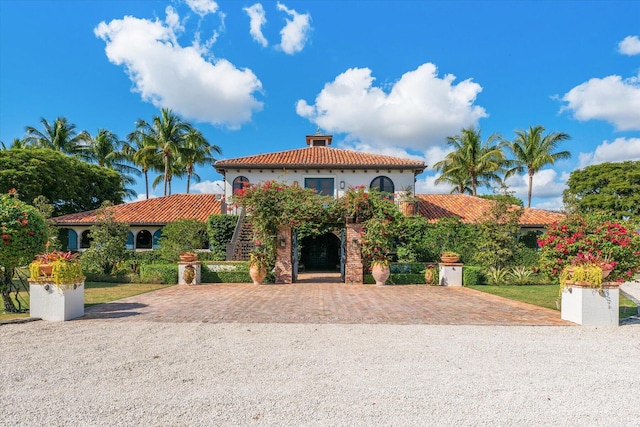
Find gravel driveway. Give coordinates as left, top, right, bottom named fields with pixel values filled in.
left=1, top=319, right=639, bottom=426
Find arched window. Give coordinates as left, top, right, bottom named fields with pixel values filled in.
left=80, top=230, right=92, bottom=249
left=370, top=176, right=395, bottom=195
left=153, top=230, right=162, bottom=249
left=136, top=230, right=153, bottom=249
left=67, top=229, right=78, bottom=250
left=126, top=232, right=134, bottom=250
left=233, top=176, right=249, bottom=194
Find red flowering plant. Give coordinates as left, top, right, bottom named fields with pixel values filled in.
left=0, top=189, right=47, bottom=312
left=35, top=250, right=79, bottom=263
left=359, top=196, right=403, bottom=269
left=232, top=180, right=330, bottom=265
left=537, top=213, right=640, bottom=282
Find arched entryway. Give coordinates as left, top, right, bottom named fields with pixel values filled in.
left=300, top=232, right=341, bottom=272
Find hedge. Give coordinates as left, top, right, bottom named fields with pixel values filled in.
left=463, top=266, right=485, bottom=286
left=140, top=263, right=179, bottom=284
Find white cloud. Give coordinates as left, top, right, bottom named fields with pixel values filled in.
left=276, top=2, right=311, bottom=54
left=185, top=0, right=218, bottom=17
left=415, top=173, right=454, bottom=195
left=578, top=137, right=640, bottom=168
left=504, top=169, right=569, bottom=202
left=532, top=197, right=564, bottom=211
left=243, top=3, right=268, bottom=47
left=94, top=8, right=263, bottom=129
left=191, top=179, right=225, bottom=194
left=296, top=63, right=487, bottom=149
left=561, top=72, right=640, bottom=131
left=619, top=35, right=640, bottom=56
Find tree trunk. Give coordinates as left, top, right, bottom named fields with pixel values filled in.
left=163, top=155, right=170, bottom=196
left=527, top=172, right=534, bottom=208
left=0, top=269, right=18, bottom=313
left=144, top=170, right=149, bottom=200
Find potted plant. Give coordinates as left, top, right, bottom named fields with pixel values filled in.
left=360, top=219, right=395, bottom=285
left=28, top=250, right=85, bottom=321
left=30, top=251, right=83, bottom=285
left=398, top=186, right=418, bottom=217
left=249, top=244, right=271, bottom=284
left=440, top=251, right=460, bottom=263
left=559, top=253, right=621, bottom=326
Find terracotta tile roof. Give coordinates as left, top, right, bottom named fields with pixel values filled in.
left=215, top=146, right=425, bottom=172
left=52, top=194, right=222, bottom=226
left=416, top=194, right=566, bottom=227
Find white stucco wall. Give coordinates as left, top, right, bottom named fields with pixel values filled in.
left=223, top=168, right=416, bottom=206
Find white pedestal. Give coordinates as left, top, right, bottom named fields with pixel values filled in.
left=29, top=281, right=84, bottom=321
left=178, top=262, right=201, bottom=285
left=439, top=263, right=463, bottom=286
left=561, top=282, right=619, bottom=326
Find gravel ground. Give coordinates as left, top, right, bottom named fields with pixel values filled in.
left=1, top=320, right=639, bottom=427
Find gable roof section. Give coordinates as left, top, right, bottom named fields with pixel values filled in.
left=52, top=194, right=222, bottom=226
left=215, top=146, right=425, bottom=173
left=416, top=194, right=566, bottom=227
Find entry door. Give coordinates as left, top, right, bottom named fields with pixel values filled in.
left=340, top=228, right=346, bottom=282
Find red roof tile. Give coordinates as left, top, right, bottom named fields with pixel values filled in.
left=52, top=194, right=222, bottom=226
left=416, top=194, right=566, bottom=227
left=215, top=146, right=425, bottom=172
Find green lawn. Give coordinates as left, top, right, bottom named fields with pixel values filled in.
left=0, top=282, right=172, bottom=322
left=468, top=284, right=639, bottom=319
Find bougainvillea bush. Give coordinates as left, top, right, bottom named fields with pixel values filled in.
left=537, top=213, right=640, bottom=282
left=0, top=189, right=47, bottom=311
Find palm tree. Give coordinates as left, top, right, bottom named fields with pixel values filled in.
left=506, top=125, right=571, bottom=207
left=433, top=127, right=507, bottom=196
left=23, top=117, right=87, bottom=154
left=179, top=128, right=222, bottom=193
left=434, top=168, right=473, bottom=194
left=124, top=129, right=162, bottom=200
left=80, top=129, right=141, bottom=199
left=134, top=109, right=191, bottom=196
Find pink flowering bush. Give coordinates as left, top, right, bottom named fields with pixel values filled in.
left=538, top=213, right=640, bottom=282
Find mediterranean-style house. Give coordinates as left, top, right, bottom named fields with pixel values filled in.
left=52, top=133, right=565, bottom=279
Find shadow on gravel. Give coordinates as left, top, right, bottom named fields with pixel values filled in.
left=82, top=302, right=147, bottom=319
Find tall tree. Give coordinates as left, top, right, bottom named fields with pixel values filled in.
left=124, top=129, right=161, bottom=200
left=134, top=109, right=191, bottom=196
left=0, top=149, right=126, bottom=215
left=563, top=161, right=640, bottom=220
left=434, top=127, right=507, bottom=196
left=23, top=116, right=87, bottom=154
left=507, top=125, right=571, bottom=207
left=180, top=128, right=222, bottom=193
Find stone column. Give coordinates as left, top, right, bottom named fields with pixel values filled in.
left=345, top=223, right=363, bottom=284
left=438, top=262, right=463, bottom=286
left=275, top=226, right=293, bottom=284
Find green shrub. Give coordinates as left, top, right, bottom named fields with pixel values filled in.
left=207, top=214, right=238, bottom=259
left=463, top=266, right=484, bottom=286
left=139, top=263, right=178, bottom=284
left=485, top=266, right=509, bottom=286
left=512, top=246, right=539, bottom=267
left=84, top=272, right=131, bottom=283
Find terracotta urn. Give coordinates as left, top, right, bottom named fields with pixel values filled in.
left=39, top=263, right=54, bottom=276
left=440, top=255, right=460, bottom=264
left=249, top=263, right=267, bottom=284
left=183, top=265, right=196, bottom=285
left=179, top=252, right=198, bottom=263
left=424, top=268, right=436, bottom=285
left=371, top=262, right=390, bottom=285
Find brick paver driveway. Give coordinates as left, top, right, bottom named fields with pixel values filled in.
left=84, top=273, right=569, bottom=325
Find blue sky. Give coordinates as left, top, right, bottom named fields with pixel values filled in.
left=1, top=0, right=639, bottom=209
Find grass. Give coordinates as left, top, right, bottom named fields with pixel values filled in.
left=468, top=284, right=639, bottom=320
left=0, top=282, right=172, bottom=322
